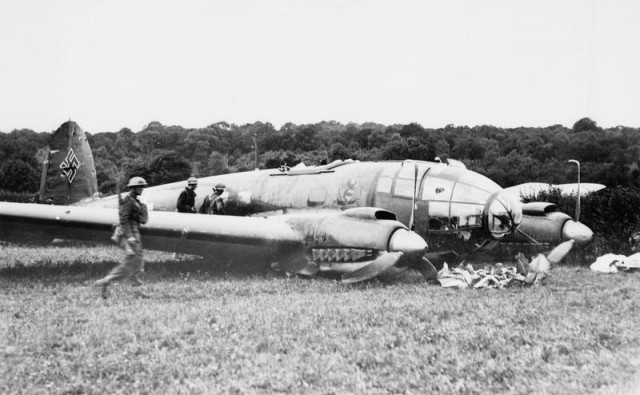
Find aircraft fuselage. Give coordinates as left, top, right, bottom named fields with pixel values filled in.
left=83, top=160, right=526, bottom=254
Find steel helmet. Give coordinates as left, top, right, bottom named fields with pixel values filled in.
left=127, top=176, right=148, bottom=188
left=187, top=177, right=198, bottom=185
left=214, top=183, right=225, bottom=190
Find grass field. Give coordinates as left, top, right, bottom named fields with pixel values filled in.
left=1, top=243, right=640, bottom=394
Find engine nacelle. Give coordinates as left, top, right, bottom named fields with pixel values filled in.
left=282, top=213, right=406, bottom=253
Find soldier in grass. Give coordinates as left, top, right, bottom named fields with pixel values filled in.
left=94, top=176, right=150, bottom=299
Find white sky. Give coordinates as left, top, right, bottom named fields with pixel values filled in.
left=1, top=0, right=638, bottom=133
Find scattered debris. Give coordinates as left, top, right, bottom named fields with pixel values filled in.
left=437, top=258, right=547, bottom=289
left=590, top=253, right=640, bottom=273
left=435, top=240, right=575, bottom=289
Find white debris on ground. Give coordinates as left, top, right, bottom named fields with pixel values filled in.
left=437, top=254, right=549, bottom=289
left=436, top=240, right=575, bottom=289
left=590, top=253, right=640, bottom=273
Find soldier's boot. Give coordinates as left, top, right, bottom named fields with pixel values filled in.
left=93, top=279, right=110, bottom=299
left=133, top=289, right=152, bottom=299
left=130, top=277, right=143, bottom=287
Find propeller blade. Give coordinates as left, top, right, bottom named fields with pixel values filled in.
left=515, top=253, right=529, bottom=275
left=423, top=250, right=459, bottom=269
left=342, top=252, right=403, bottom=284
left=414, top=257, right=438, bottom=281
left=546, top=239, right=575, bottom=265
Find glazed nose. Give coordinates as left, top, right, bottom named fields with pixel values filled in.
left=562, top=220, right=593, bottom=245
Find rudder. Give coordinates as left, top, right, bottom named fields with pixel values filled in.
left=38, top=121, right=98, bottom=204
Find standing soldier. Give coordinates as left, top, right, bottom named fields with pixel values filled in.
left=94, top=176, right=150, bottom=299
left=199, top=183, right=226, bottom=215
left=177, top=177, right=198, bottom=213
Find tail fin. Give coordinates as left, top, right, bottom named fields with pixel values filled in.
left=38, top=121, right=98, bottom=204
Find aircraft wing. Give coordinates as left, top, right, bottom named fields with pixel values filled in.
left=0, top=202, right=303, bottom=265
left=0, top=203, right=427, bottom=282
left=504, top=182, right=606, bottom=200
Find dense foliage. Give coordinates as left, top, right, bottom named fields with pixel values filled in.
left=2, top=117, right=639, bottom=194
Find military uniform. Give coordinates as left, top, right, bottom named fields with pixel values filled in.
left=199, top=192, right=225, bottom=215
left=176, top=187, right=197, bottom=213
left=95, top=183, right=149, bottom=298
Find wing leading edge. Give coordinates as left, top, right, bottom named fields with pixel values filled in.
left=0, top=202, right=303, bottom=266
left=0, top=203, right=428, bottom=282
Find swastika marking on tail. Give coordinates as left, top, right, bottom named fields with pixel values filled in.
left=59, top=148, right=81, bottom=183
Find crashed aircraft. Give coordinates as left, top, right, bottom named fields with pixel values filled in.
left=0, top=121, right=598, bottom=283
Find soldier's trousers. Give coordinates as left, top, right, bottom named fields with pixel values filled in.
left=99, top=238, right=144, bottom=287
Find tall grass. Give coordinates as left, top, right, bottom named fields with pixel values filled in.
left=1, top=244, right=640, bottom=394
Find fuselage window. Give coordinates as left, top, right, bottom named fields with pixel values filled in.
left=376, top=164, right=400, bottom=194
left=451, top=182, right=492, bottom=204
left=376, top=177, right=393, bottom=194
left=393, top=178, right=415, bottom=198
left=458, top=171, right=501, bottom=193
left=393, top=164, right=429, bottom=198
left=450, top=203, right=484, bottom=228
left=421, top=177, right=454, bottom=201
left=428, top=201, right=450, bottom=230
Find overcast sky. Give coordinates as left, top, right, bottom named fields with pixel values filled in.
left=1, top=0, right=638, bottom=133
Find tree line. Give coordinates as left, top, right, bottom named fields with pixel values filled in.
left=1, top=117, right=639, bottom=196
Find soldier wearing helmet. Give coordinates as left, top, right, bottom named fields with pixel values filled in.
left=199, top=183, right=226, bottom=215
left=94, top=176, right=150, bottom=299
left=177, top=177, right=198, bottom=213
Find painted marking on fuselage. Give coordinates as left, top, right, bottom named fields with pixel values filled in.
left=338, top=178, right=360, bottom=206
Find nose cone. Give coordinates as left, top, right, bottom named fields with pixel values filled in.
left=389, top=229, right=428, bottom=256
left=562, top=220, right=593, bottom=245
